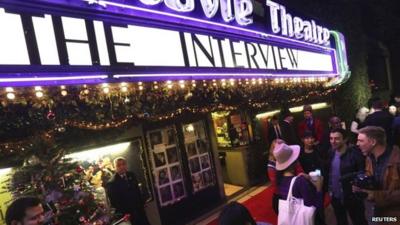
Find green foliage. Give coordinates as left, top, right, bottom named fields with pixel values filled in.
left=284, top=0, right=372, bottom=121
left=8, top=137, right=111, bottom=225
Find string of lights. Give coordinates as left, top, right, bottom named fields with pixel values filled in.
left=1, top=78, right=331, bottom=101
left=0, top=78, right=335, bottom=155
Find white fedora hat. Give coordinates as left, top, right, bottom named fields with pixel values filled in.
left=273, top=143, right=300, bottom=171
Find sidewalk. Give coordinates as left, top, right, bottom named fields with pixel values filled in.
left=195, top=185, right=276, bottom=225
left=194, top=185, right=376, bottom=225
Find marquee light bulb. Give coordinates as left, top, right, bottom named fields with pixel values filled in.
left=6, top=92, right=15, bottom=100
left=103, top=87, right=110, bottom=94
left=5, top=87, right=14, bottom=92
left=61, top=90, right=68, bottom=96
left=36, top=91, right=44, bottom=98
left=167, top=81, right=173, bottom=89
left=121, top=86, right=128, bottom=92
left=179, top=80, right=185, bottom=88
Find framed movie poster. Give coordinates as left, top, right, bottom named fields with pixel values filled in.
left=182, top=121, right=216, bottom=193
left=147, top=127, right=187, bottom=207
left=166, top=147, right=179, bottom=164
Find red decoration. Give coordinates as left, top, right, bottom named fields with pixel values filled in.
left=47, top=110, right=56, bottom=120
left=123, top=214, right=131, bottom=222
left=76, top=166, right=84, bottom=173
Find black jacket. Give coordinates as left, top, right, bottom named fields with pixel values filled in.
left=268, top=121, right=299, bottom=145
left=280, top=120, right=300, bottom=145
left=106, top=171, right=144, bottom=214
left=299, top=147, right=324, bottom=174
left=361, top=110, right=394, bottom=144
left=325, top=146, right=365, bottom=198
left=267, top=122, right=280, bottom=143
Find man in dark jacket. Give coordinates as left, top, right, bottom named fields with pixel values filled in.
left=327, top=128, right=368, bottom=225
left=267, top=115, right=282, bottom=143
left=360, top=98, right=394, bottom=144
left=107, top=157, right=150, bottom=225
left=279, top=108, right=300, bottom=145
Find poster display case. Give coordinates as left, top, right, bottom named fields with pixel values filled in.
left=147, top=127, right=187, bottom=207
left=182, top=121, right=216, bottom=193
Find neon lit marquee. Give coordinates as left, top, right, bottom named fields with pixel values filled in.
left=83, top=0, right=329, bottom=45
left=85, top=0, right=253, bottom=26
left=0, top=0, right=348, bottom=86
left=266, top=0, right=330, bottom=46
left=0, top=9, right=336, bottom=71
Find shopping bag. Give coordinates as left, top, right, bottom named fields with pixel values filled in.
left=278, top=176, right=316, bottom=225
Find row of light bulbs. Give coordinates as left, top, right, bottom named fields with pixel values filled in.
left=3, top=77, right=329, bottom=100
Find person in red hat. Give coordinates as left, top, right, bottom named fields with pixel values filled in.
left=297, top=105, right=324, bottom=144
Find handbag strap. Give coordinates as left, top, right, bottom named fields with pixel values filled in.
left=286, top=176, right=298, bottom=201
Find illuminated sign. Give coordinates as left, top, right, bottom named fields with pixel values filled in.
left=27, top=0, right=331, bottom=46
left=266, top=0, right=330, bottom=46
left=0, top=0, right=347, bottom=86
left=80, top=0, right=330, bottom=45
left=0, top=10, right=333, bottom=71
left=83, top=0, right=253, bottom=26
left=0, top=7, right=337, bottom=86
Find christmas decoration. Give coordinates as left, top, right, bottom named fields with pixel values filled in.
left=0, top=79, right=335, bottom=157
left=0, top=78, right=334, bottom=224
left=6, top=134, right=115, bottom=225
left=0, top=79, right=334, bottom=139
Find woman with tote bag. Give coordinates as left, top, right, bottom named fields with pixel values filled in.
left=268, top=139, right=305, bottom=215
left=273, top=143, right=324, bottom=225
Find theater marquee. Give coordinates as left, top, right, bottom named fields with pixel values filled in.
left=0, top=0, right=348, bottom=86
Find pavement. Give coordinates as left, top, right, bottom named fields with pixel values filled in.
left=193, top=184, right=377, bottom=225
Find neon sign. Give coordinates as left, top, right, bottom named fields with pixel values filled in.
left=0, top=0, right=347, bottom=86
left=82, top=0, right=330, bottom=46
left=266, top=0, right=330, bottom=46
left=85, top=0, right=254, bottom=26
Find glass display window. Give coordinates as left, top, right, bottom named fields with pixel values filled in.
left=182, top=121, right=215, bottom=193
left=212, top=112, right=250, bottom=147
left=147, top=127, right=187, bottom=207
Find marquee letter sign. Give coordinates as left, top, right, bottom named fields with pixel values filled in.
left=0, top=0, right=348, bottom=86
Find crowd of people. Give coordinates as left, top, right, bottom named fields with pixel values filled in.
left=219, top=96, right=400, bottom=225
left=265, top=96, right=400, bottom=225
left=5, top=96, right=400, bottom=225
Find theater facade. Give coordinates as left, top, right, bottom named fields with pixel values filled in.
left=0, top=0, right=349, bottom=224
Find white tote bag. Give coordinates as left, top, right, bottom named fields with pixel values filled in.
left=278, top=176, right=316, bottom=225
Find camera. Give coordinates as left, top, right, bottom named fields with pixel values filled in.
left=351, top=173, right=377, bottom=199
left=352, top=173, right=376, bottom=190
